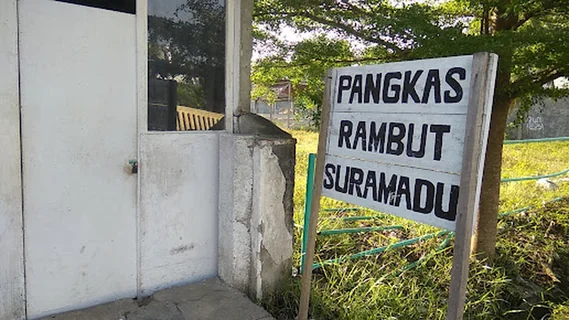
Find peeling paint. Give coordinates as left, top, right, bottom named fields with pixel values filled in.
left=218, top=134, right=295, bottom=300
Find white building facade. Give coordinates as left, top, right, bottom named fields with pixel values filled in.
left=0, top=1, right=294, bottom=319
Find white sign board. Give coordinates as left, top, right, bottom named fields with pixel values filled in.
left=321, top=55, right=494, bottom=231
left=299, top=53, right=498, bottom=320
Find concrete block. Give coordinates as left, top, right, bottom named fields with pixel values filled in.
left=218, top=133, right=295, bottom=300
left=218, top=134, right=254, bottom=292
left=250, top=140, right=295, bottom=299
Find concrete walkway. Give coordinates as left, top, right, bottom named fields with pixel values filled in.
left=43, top=278, right=275, bottom=320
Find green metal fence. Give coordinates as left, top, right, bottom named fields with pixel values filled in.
left=299, top=137, right=569, bottom=272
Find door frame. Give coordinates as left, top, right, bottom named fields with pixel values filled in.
left=0, top=0, right=25, bottom=319
left=134, top=0, right=246, bottom=298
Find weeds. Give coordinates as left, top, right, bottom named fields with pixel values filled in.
left=263, top=131, right=569, bottom=320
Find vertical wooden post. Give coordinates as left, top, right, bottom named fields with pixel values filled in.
left=298, top=70, right=334, bottom=320
left=447, top=52, right=498, bottom=320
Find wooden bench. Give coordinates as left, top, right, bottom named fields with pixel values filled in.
left=176, top=106, right=224, bottom=131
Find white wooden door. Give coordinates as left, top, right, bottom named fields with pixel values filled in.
left=19, top=1, right=138, bottom=318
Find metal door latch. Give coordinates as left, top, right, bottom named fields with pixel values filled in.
left=128, top=159, right=138, bottom=174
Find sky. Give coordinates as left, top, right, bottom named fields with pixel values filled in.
left=252, top=25, right=368, bottom=61
left=252, top=25, right=314, bottom=61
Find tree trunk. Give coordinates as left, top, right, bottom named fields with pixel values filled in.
left=471, top=97, right=512, bottom=262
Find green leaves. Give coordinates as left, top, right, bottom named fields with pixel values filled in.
left=252, top=36, right=358, bottom=124
left=253, top=0, right=569, bottom=112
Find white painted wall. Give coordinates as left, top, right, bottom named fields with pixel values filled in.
left=0, top=0, right=275, bottom=317
left=19, top=1, right=138, bottom=318
left=139, top=133, right=219, bottom=295
left=218, top=135, right=255, bottom=292
left=0, top=1, right=25, bottom=319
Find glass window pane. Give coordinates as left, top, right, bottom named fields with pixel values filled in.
left=148, top=0, right=225, bottom=131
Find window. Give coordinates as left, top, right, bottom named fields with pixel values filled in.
left=55, top=0, right=136, bottom=14
left=147, top=0, right=226, bottom=131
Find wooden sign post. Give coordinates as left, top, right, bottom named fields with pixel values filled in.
left=298, top=53, right=498, bottom=320
left=447, top=53, right=498, bottom=320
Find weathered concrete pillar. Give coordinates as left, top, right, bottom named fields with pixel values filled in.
left=218, top=135, right=255, bottom=292
left=218, top=120, right=295, bottom=300
left=249, top=138, right=295, bottom=299
left=219, top=0, right=295, bottom=301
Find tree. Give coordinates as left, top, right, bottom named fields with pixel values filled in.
left=148, top=0, right=225, bottom=113
left=252, top=35, right=357, bottom=124
left=253, top=0, right=569, bottom=261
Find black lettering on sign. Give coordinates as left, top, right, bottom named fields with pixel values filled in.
left=323, top=164, right=462, bottom=224
left=378, top=172, right=398, bottom=204
left=402, top=70, right=423, bottom=103
left=412, top=179, right=435, bottom=214
left=406, top=123, right=428, bottom=158
left=429, top=125, right=451, bottom=161
left=382, top=72, right=402, bottom=103
left=386, top=122, right=405, bottom=155
left=334, top=165, right=349, bottom=194
left=364, top=73, right=382, bottom=103
left=337, top=75, right=352, bottom=103
left=363, top=171, right=378, bottom=201
left=421, top=69, right=442, bottom=104
left=323, top=164, right=336, bottom=190
left=368, top=121, right=387, bottom=153
left=348, top=167, right=365, bottom=197
left=349, top=74, right=363, bottom=104
left=395, top=176, right=412, bottom=210
left=444, top=67, right=466, bottom=103
left=56, top=0, right=136, bottom=14
left=434, top=183, right=460, bottom=221
left=353, top=121, right=367, bottom=151
left=336, top=121, right=452, bottom=162
left=336, top=66, right=467, bottom=105
left=338, top=120, right=353, bottom=149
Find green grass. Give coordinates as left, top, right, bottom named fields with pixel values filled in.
left=263, top=131, right=569, bottom=320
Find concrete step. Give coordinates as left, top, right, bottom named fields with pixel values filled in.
left=43, top=278, right=275, bottom=320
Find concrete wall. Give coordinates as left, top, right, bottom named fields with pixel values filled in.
left=139, top=133, right=220, bottom=296
left=0, top=1, right=25, bottom=319
left=0, top=0, right=295, bottom=317
left=218, top=134, right=295, bottom=300
left=507, top=98, right=569, bottom=139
